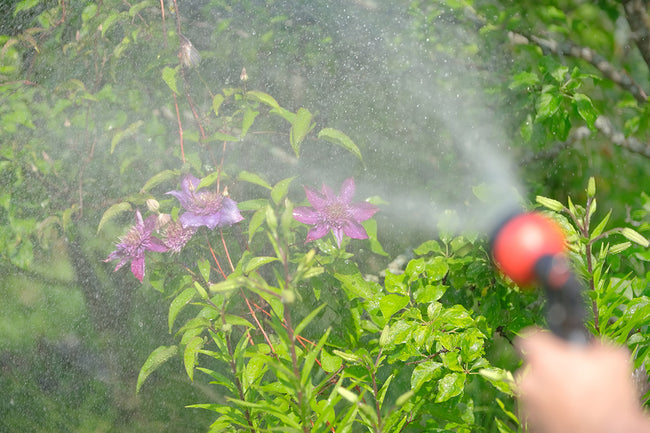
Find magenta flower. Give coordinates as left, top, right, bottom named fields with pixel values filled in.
left=105, top=210, right=169, bottom=283
left=167, top=174, right=244, bottom=230
left=293, top=177, right=379, bottom=247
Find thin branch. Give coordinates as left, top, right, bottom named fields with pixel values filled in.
left=594, top=115, right=650, bottom=158
left=622, top=0, right=650, bottom=71
left=509, top=31, right=648, bottom=104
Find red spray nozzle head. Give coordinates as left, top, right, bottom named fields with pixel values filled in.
left=491, top=212, right=566, bottom=286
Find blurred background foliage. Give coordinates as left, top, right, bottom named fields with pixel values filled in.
left=1, top=0, right=648, bottom=431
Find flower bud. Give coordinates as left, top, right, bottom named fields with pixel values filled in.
left=146, top=198, right=160, bottom=212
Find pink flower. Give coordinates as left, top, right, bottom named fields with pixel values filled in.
left=105, top=210, right=169, bottom=283
left=293, top=178, right=379, bottom=247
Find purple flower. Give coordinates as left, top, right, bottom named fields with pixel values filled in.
left=167, top=174, right=244, bottom=230
left=105, top=210, right=169, bottom=283
left=163, top=218, right=198, bottom=253
left=293, top=177, right=379, bottom=247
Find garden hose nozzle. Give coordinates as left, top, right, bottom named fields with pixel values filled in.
left=491, top=212, right=589, bottom=344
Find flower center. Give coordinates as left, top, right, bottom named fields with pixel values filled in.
left=190, top=191, right=223, bottom=215
left=324, top=201, right=350, bottom=226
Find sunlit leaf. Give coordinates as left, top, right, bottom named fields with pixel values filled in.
left=243, top=256, right=278, bottom=274
left=435, top=372, right=466, bottom=402
left=97, top=201, right=132, bottom=234
left=111, top=120, right=144, bottom=153
left=379, top=294, right=409, bottom=320
left=162, top=66, right=179, bottom=94
left=289, top=108, right=315, bottom=157
left=241, top=107, right=258, bottom=137
left=246, top=90, right=280, bottom=108
left=318, top=127, right=363, bottom=161
left=168, top=286, right=195, bottom=333
left=184, top=336, right=205, bottom=381
left=136, top=345, right=178, bottom=393
left=238, top=170, right=272, bottom=189
left=620, top=227, right=649, bottom=247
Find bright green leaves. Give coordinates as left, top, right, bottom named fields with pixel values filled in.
left=289, top=107, right=315, bottom=157
left=162, top=66, right=179, bottom=94
left=318, top=128, right=363, bottom=161
left=136, top=345, right=178, bottom=393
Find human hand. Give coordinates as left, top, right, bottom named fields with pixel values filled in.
left=515, top=330, right=649, bottom=433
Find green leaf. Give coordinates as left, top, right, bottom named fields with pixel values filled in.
left=334, top=271, right=380, bottom=300
left=246, top=90, right=280, bottom=108
left=168, top=286, right=195, bottom=333
left=379, top=294, right=409, bottom=320
left=435, top=372, right=466, bottom=402
left=209, top=276, right=245, bottom=293
left=508, top=71, right=539, bottom=89
left=238, top=170, right=272, bottom=189
left=410, top=360, right=443, bottom=392
left=320, top=349, right=343, bottom=373
left=97, top=202, right=132, bottom=234
left=162, top=66, right=179, bottom=94
left=318, top=127, right=363, bottom=161
left=479, top=368, right=515, bottom=395
left=198, top=258, right=211, bottom=282
left=590, top=209, right=612, bottom=240
left=294, top=303, right=327, bottom=338
left=184, top=336, right=205, bottom=381
left=536, top=195, right=564, bottom=212
left=574, top=93, right=597, bottom=129
left=14, top=0, right=40, bottom=15
left=248, top=207, right=266, bottom=242
left=362, top=219, right=388, bottom=256
left=197, top=171, right=221, bottom=189
left=535, top=86, right=561, bottom=121
left=414, top=240, right=442, bottom=255
left=243, top=256, right=278, bottom=274
left=128, top=0, right=150, bottom=17
left=212, top=94, right=225, bottom=116
left=111, top=120, right=144, bottom=153
left=141, top=169, right=179, bottom=192
left=209, top=130, right=240, bottom=142
left=136, top=345, right=178, bottom=393
left=271, top=177, right=295, bottom=205
left=289, top=108, right=315, bottom=157
left=241, top=107, right=258, bottom=138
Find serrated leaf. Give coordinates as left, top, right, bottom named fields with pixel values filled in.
left=535, top=86, right=561, bottom=121
left=136, top=345, right=178, bottom=393
left=141, top=169, right=178, bottom=192
left=162, top=66, right=179, bottom=94
left=318, top=127, right=363, bottom=161
left=97, top=202, right=133, bottom=233
left=246, top=90, right=280, bottom=108
left=238, top=170, right=271, bottom=189
left=289, top=108, right=315, bottom=157
left=271, top=177, right=295, bottom=205
left=410, top=360, right=443, bottom=392
left=168, top=287, right=195, bottom=333
left=111, top=120, right=144, bottom=154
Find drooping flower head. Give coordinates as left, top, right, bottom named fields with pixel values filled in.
left=166, top=174, right=244, bottom=230
left=104, top=210, right=169, bottom=283
left=293, top=177, right=379, bottom=247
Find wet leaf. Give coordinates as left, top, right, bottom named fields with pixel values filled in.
left=212, top=94, right=225, bottom=116
left=162, top=66, right=179, bottom=94
left=246, top=90, right=280, bottom=108
left=136, top=345, right=178, bottom=393
left=379, top=294, right=409, bottom=320
left=243, top=256, right=278, bottom=274
left=238, top=170, right=272, bottom=189
left=318, top=127, right=362, bottom=161
left=97, top=202, right=132, bottom=234
left=289, top=108, right=315, bottom=157
left=168, top=286, right=195, bottom=333
left=435, top=372, right=466, bottom=402
left=271, top=177, right=294, bottom=205
left=111, top=120, right=144, bottom=153
left=141, top=169, right=179, bottom=192
left=184, top=336, right=205, bottom=381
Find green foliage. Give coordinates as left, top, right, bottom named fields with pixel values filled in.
left=2, top=0, right=650, bottom=431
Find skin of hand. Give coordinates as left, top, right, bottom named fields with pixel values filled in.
left=515, top=330, right=650, bottom=433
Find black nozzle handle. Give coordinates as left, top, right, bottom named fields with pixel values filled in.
left=534, top=255, right=589, bottom=345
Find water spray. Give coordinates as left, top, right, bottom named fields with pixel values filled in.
left=491, top=212, right=589, bottom=344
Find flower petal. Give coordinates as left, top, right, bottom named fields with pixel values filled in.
left=342, top=219, right=369, bottom=240
left=304, top=187, right=328, bottom=209
left=219, top=198, right=245, bottom=226
left=305, top=224, right=330, bottom=243
left=339, top=178, right=355, bottom=203
left=130, top=256, right=145, bottom=283
left=350, top=202, right=379, bottom=222
left=293, top=206, right=320, bottom=224
left=179, top=211, right=211, bottom=229
left=146, top=237, right=170, bottom=253
left=166, top=190, right=192, bottom=209
left=331, top=227, right=344, bottom=247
